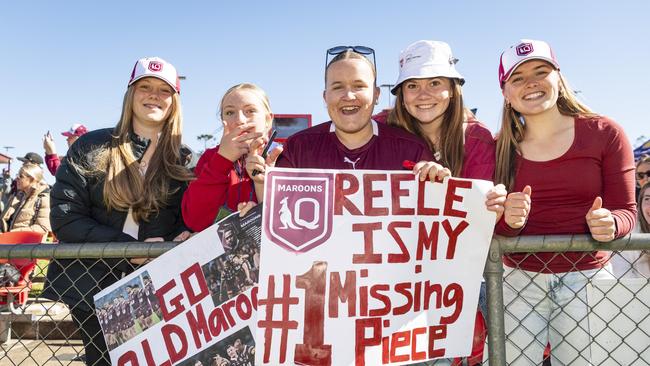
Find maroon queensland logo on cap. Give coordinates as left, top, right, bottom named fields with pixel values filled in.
left=148, top=61, right=163, bottom=72
left=265, top=170, right=334, bottom=253
left=516, top=43, right=534, bottom=56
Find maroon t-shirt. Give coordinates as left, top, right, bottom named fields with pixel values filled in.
left=496, top=116, right=637, bottom=273
left=276, top=120, right=434, bottom=169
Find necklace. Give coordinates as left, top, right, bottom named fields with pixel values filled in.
left=139, top=160, right=148, bottom=176
left=433, top=150, right=442, bottom=161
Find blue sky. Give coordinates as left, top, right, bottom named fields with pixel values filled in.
left=1, top=1, right=648, bottom=182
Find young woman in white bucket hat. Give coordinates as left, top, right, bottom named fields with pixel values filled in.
left=387, top=40, right=505, bottom=365
left=495, top=39, right=636, bottom=365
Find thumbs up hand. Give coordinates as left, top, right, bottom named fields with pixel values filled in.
left=586, top=197, right=616, bottom=242
left=504, top=185, right=532, bottom=229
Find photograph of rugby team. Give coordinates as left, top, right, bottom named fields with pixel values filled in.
left=178, top=327, right=255, bottom=366
left=94, top=272, right=163, bottom=350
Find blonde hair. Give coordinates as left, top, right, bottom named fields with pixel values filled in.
left=80, top=83, right=193, bottom=223
left=19, top=163, right=45, bottom=187
left=388, top=78, right=466, bottom=176
left=219, top=83, right=273, bottom=120
left=18, top=163, right=47, bottom=195
left=495, top=71, right=597, bottom=190
left=325, top=50, right=377, bottom=87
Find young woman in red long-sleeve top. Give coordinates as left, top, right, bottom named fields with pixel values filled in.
left=496, top=39, right=636, bottom=365
left=182, top=83, right=278, bottom=232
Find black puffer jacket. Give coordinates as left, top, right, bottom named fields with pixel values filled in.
left=42, top=128, right=192, bottom=311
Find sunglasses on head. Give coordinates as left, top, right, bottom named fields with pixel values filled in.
left=637, top=170, right=650, bottom=180
left=325, top=45, right=377, bottom=72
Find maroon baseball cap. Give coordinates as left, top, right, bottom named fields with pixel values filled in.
left=62, top=123, right=88, bottom=137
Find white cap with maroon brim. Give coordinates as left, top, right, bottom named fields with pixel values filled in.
left=128, top=57, right=180, bottom=93
left=498, top=39, right=560, bottom=88
left=61, top=123, right=88, bottom=137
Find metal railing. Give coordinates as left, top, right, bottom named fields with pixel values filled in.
left=1, top=235, right=649, bottom=365
left=485, top=233, right=650, bottom=366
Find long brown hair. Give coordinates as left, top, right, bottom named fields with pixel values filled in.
left=86, top=84, right=193, bottom=223
left=495, top=71, right=597, bottom=190
left=388, top=78, right=466, bottom=176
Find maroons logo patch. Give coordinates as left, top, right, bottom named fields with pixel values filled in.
left=148, top=61, right=163, bottom=72
left=265, top=171, right=334, bottom=253
left=516, top=43, right=534, bottom=56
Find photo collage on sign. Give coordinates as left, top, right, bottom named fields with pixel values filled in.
left=94, top=270, right=163, bottom=350
left=202, top=206, right=261, bottom=307
left=178, top=326, right=256, bottom=366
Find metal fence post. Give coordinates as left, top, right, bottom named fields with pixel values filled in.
left=485, top=237, right=506, bottom=366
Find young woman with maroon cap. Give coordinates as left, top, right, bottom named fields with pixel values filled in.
left=43, top=57, right=193, bottom=366
left=496, top=39, right=636, bottom=365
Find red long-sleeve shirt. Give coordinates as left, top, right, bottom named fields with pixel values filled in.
left=371, top=112, right=496, bottom=181
left=181, top=147, right=256, bottom=232
left=459, top=121, right=495, bottom=180
left=45, top=154, right=61, bottom=176
left=496, top=116, right=637, bottom=273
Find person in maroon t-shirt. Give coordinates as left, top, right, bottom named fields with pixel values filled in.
left=247, top=47, right=496, bottom=366
left=495, top=39, right=636, bottom=365
left=245, top=47, right=450, bottom=183
left=387, top=40, right=506, bottom=366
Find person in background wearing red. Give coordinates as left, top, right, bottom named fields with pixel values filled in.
left=386, top=40, right=506, bottom=365
left=182, top=83, right=277, bottom=232
left=496, top=39, right=636, bottom=365
left=43, top=123, right=88, bottom=176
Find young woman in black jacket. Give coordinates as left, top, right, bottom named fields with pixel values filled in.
left=42, top=57, right=193, bottom=366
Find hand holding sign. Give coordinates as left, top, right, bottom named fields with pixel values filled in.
left=237, top=201, right=258, bottom=217
left=585, top=196, right=616, bottom=242
left=485, top=184, right=507, bottom=222
left=409, top=160, right=452, bottom=182
left=504, top=185, right=532, bottom=229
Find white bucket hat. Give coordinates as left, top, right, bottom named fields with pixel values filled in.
left=498, top=39, right=559, bottom=88
left=392, top=40, right=464, bottom=95
left=128, top=56, right=180, bottom=93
